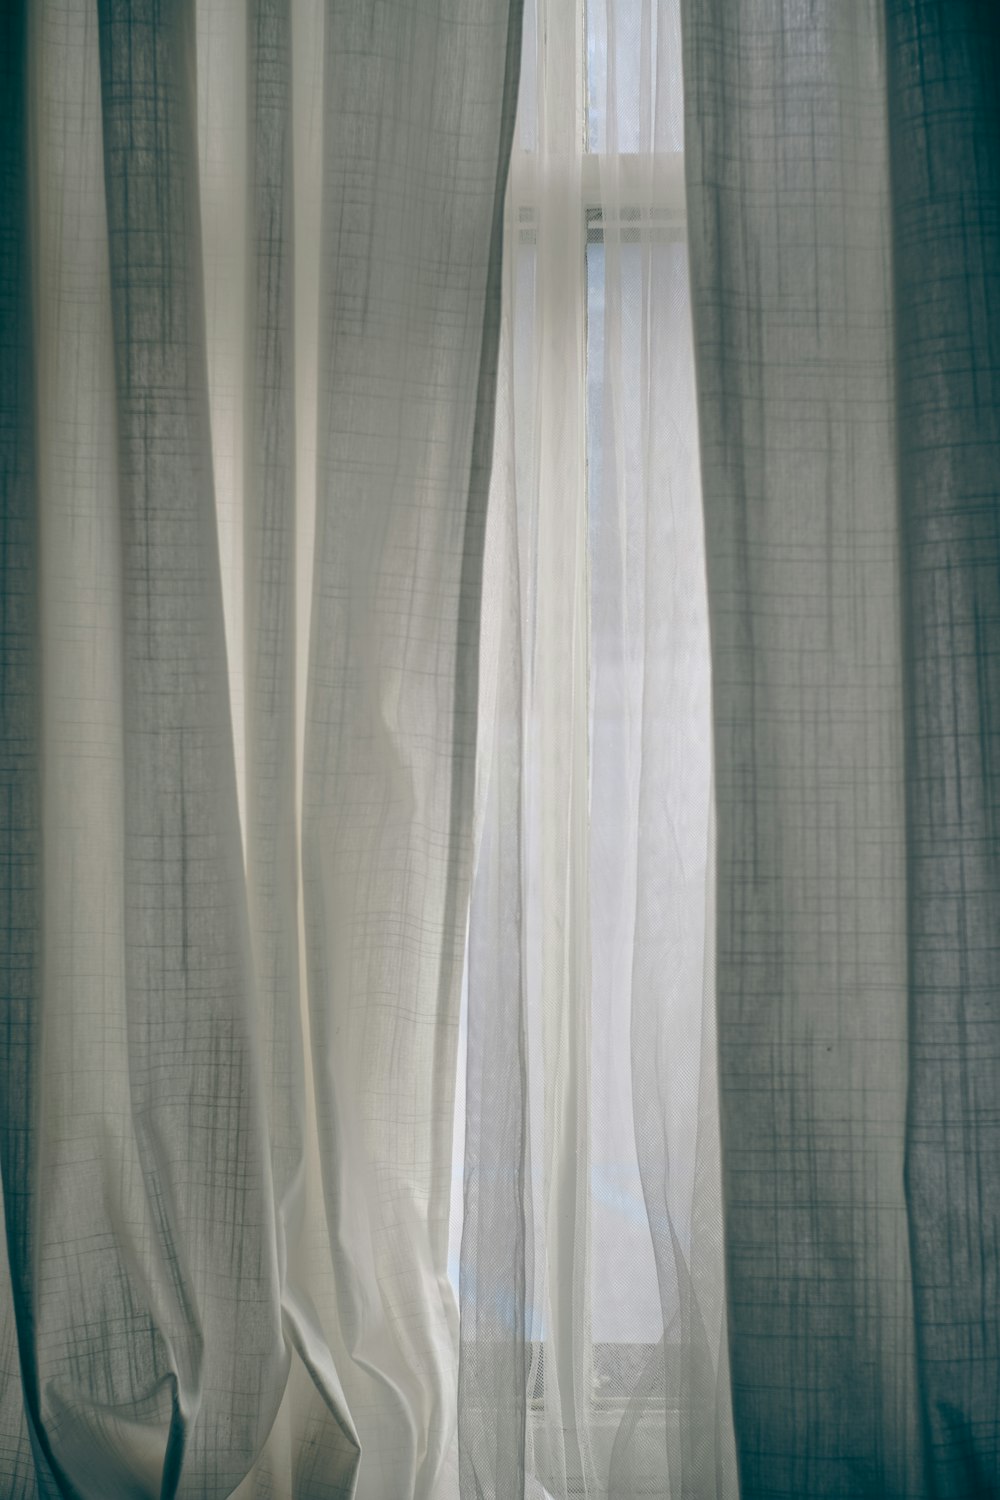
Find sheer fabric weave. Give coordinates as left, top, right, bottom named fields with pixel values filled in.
left=457, top=1, right=736, bottom=1494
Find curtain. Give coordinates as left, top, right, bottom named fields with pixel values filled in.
left=457, top=0, right=737, bottom=1494
left=683, top=1, right=1000, bottom=1495
left=0, top=1, right=519, bottom=1495
left=5, top=0, right=999, bottom=1497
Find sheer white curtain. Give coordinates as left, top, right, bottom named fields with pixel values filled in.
left=458, top=0, right=737, bottom=1493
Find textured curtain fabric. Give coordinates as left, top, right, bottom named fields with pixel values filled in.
left=6, top=0, right=998, bottom=1497
left=457, top=0, right=736, bottom=1494
left=0, top=1, right=519, bottom=1495
left=683, top=1, right=1000, bottom=1495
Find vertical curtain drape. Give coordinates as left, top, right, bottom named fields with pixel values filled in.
left=0, top=1, right=520, bottom=1495
left=683, top=0, right=1000, bottom=1495
left=458, top=1, right=736, bottom=1494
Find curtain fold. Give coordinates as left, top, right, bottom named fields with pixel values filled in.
left=886, top=4, right=1000, bottom=1491
left=0, top=3, right=46, bottom=1494
left=300, top=1, right=521, bottom=1495
left=683, top=0, right=1000, bottom=1494
left=243, top=0, right=302, bottom=1323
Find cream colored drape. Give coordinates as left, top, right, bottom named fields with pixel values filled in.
left=0, top=3, right=519, bottom=1495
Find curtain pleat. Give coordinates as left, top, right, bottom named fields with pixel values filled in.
left=0, top=4, right=48, bottom=1494
left=242, top=6, right=363, bottom=1494
left=682, top=0, right=918, bottom=1493
left=298, top=2, right=521, bottom=1497
left=683, top=0, right=1000, bottom=1495
left=35, top=3, right=287, bottom=1490
left=244, top=0, right=301, bottom=1309
left=886, top=4, right=1000, bottom=1491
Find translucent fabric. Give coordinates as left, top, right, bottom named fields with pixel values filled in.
left=683, top=0, right=1000, bottom=1494
left=457, top=0, right=737, bottom=1493
left=0, top=1, right=519, bottom=1495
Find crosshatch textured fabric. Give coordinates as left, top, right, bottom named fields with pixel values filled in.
left=683, top=0, right=1000, bottom=1495
left=886, top=4, right=1000, bottom=1492
left=0, top=0, right=520, bottom=1494
left=300, top=0, right=522, bottom=1496
left=0, top=3, right=44, bottom=1495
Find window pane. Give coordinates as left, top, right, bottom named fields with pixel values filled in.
left=587, top=231, right=713, bottom=1362
left=587, top=239, right=664, bottom=1351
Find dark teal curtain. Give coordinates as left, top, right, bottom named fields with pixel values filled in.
left=684, top=0, right=1000, bottom=1494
